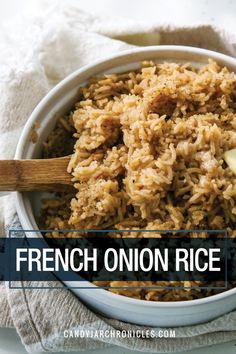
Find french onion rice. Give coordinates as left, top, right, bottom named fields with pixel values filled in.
left=41, top=59, right=236, bottom=300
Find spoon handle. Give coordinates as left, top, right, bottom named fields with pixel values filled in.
left=0, top=156, right=74, bottom=192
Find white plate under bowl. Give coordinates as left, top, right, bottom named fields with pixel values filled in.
left=14, top=45, right=236, bottom=327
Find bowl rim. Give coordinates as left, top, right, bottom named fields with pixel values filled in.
left=14, top=44, right=236, bottom=308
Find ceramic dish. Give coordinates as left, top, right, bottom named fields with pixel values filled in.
left=15, top=45, right=236, bottom=327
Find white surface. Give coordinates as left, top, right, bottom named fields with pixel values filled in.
left=0, top=0, right=236, bottom=31
left=1, top=0, right=236, bottom=353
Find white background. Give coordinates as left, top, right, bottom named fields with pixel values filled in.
left=0, top=0, right=236, bottom=353
left=1, top=0, right=236, bottom=30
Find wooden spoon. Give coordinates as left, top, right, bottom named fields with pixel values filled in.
left=0, top=156, right=75, bottom=192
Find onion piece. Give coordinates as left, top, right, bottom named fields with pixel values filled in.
left=224, top=149, right=236, bottom=174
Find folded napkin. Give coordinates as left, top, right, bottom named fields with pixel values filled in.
left=1, top=1, right=236, bottom=352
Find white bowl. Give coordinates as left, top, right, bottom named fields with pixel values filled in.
left=15, top=45, right=236, bottom=327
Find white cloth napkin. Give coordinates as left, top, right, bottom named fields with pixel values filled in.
left=1, top=1, right=236, bottom=352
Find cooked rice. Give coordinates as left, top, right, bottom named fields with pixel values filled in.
left=41, top=59, right=236, bottom=301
